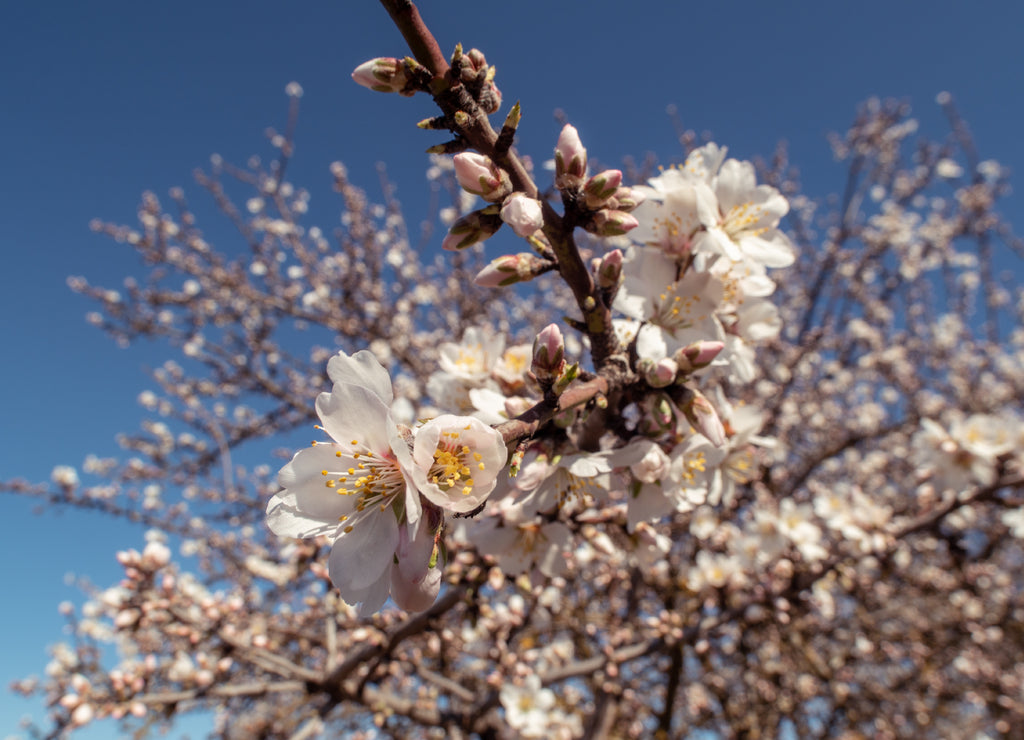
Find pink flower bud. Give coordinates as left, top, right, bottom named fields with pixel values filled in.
left=596, top=249, right=623, bottom=289
left=674, top=340, right=726, bottom=374
left=500, top=193, right=545, bottom=237
left=532, top=323, right=566, bottom=382
left=610, top=186, right=645, bottom=212
left=453, top=152, right=512, bottom=202
left=638, top=357, right=678, bottom=388
left=583, top=169, right=623, bottom=209
left=441, top=208, right=503, bottom=250
left=351, top=58, right=409, bottom=93
left=474, top=253, right=537, bottom=287
left=683, top=390, right=727, bottom=447
left=555, top=124, right=587, bottom=189
left=588, top=209, right=639, bottom=237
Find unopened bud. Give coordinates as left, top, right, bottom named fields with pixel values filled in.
left=479, top=81, right=502, bottom=114
left=474, top=253, right=539, bottom=287
left=453, top=152, right=512, bottom=202
left=462, top=48, right=489, bottom=78
left=583, top=169, right=623, bottom=209
left=683, top=389, right=727, bottom=447
left=588, top=209, right=639, bottom=237
left=500, top=193, right=545, bottom=237
left=352, top=57, right=409, bottom=94
left=638, top=393, right=675, bottom=436
left=555, top=124, right=587, bottom=189
left=596, top=249, right=623, bottom=289
left=532, top=323, right=566, bottom=382
left=442, top=208, right=503, bottom=250
left=638, top=357, right=678, bottom=388
left=674, top=340, right=726, bottom=375
left=609, top=186, right=645, bottom=212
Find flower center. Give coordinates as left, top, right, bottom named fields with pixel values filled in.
left=722, top=201, right=769, bottom=239
left=651, top=281, right=703, bottom=334
left=679, top=451, right=707, bottom=486
left=320, top=440, right=406, bottom=530
left=429, top=429, right=486, bottom=496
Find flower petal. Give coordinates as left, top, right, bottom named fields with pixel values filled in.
left=328, top=508, right=400, bottom=591
left=326, top=350, right=394, bottom=405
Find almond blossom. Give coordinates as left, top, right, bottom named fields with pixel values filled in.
left=265, top=350, right=429, bottom=614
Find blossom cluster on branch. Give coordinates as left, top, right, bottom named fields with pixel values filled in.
left=6, top=2, right=1024, bottom=738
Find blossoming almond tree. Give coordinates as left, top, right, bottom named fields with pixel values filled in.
left=6, top=2, right=1024, bottom=738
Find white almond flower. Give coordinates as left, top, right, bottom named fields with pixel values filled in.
left=912, top=417, right=998, bottom=492
left=693, top=153, right=796, bottom=270
left=471, top=499, right=572, bottom=578
left=629, top=167, right=718, bottom=258
left=500, top=675, right=558, bottom=738
left=411, top=415, right=508, bottom=514
left=614, top=247, right=725, bottom=362
left=266, top=350, right=431, bottom=615
left=437, top=326, right=506, bottom=383
left=513, top=451, right=612, bottom=516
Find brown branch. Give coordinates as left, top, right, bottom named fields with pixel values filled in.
left=494, top=375, right=610, bottom=446
left=136, top=679, right=306, bottom=705
left=376, top=0, right=449, bottom=77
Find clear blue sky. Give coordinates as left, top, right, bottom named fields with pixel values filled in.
left=2, top=1, right=1022, bottom=735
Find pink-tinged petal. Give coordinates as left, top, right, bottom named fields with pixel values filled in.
left=394, top=515, right=436, bottom=584
left=326, top=350, right=394, bottom=405
left=390, top=562, right=441, bottom=612
left=390, top=515, right=442, bottom=612
left=328, top=508, right=399, bottom=591
left=500, top=193, right=544, bottom=237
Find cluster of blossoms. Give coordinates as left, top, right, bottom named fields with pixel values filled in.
left=267, top=350, right=507, bottom=615
left=912, top=412, right=1023, bottom=493
left=17, top=10, right=1024, bottom=736
left=275, top=51, right=805, bottom=613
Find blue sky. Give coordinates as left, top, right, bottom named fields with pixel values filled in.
left=2, top=1, right=1022, bottom=735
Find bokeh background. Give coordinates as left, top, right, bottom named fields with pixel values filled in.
left=3, top=1, right=1022, bottom=735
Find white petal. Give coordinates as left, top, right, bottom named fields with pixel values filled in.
left=266, top=489, right=343, bottom=540
left=316, top=383, right=393, bottom=453
left=328, top=509, right=400, bottom=591
left=276, top=446, right=360, bottom=522
left=738, top=232, right=796, bottom=268
left=343, top=568, right=392, bottom=617
left=326, top=350, right=394, bottom=405
left=536, top=522, right=571, bottom=577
